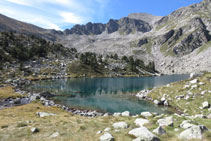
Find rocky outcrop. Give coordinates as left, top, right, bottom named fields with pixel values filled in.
left=64, top=22, right=106, bottom=35
left=64, top=17, right=151, bottom=35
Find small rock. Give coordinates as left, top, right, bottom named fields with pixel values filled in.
left=100, top=133, right=114, bottom=141
left=153, top=126, right=166, bottom=135
left=31, top=127, right=39, bottom=133
left=50, top=132, right=59, bottom=138
left=157, top=116, right=173, bottom=127
left=164, top=100, right=169, bottom=106
left=36, top=112, right=56, bottom=117
left=128, top=127, right=159, bottom=141
left=104, top=113, right=109, bottom=117
left=134, top=118, right=149, bottom=127
left=113, top=112, right=121, bottom=117
left=174, top=128, right=179, bottom=132
left=201, top=91, right=206, bottom=95
left=97, top=131, right=102, bottom=135
left=202, top=101, right=210, bottom=109
left=122, top=111, right=130, bottom=116
left=141, top=112, right=152, bottom=117
left=194, top=114, right=206, bottom=119
left=153, top=100, right=160, bottom=105
left=104, top=127, right=111, bottom=132
left=113, top=122, right=128, bottom=129
left=190, top=79, right=198, bottom=84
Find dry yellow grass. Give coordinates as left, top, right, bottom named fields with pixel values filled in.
left=0, top=86, right=24, bottom=100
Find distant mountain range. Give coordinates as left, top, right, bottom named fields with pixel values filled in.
left=0, top=0, right=210, bottom=74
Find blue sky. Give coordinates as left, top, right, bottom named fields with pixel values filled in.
left=0, top=0, right=202, bottom=30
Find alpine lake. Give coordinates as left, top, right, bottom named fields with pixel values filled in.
left=26, top=74, right=189, bottom=115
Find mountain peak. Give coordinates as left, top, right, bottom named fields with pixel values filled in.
left=128, top=13, right=163, bottom=25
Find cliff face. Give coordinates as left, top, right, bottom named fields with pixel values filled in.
left=64, top=17, right=152, bottom=35
left=0, top=0, right=210, bottom=74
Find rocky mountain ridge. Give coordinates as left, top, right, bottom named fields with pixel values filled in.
left=0, top=0, right=210, bottom=74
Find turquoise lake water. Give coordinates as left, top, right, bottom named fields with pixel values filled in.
left=28, top=75, right=189, bottom=114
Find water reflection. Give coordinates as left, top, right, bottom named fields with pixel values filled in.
left=28, top=74, right=189, bottom=114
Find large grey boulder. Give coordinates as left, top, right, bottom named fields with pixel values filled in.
left=180, top=120, right=194, bottom=129
left=157, top=116, right=173, bottom=127
left=113, top=122, right=128, bottom=129
left=141, top=112, right=152, bottom=117
left=179, top=125, right=208, bottom=140
left=134, top=118, right=149, bottom=126
left=122, top=111, right=130, bottom=116
left=153, top=126, right=166, bottom=135
left=128, top=127, right=160, bottom=141
left=100, top=133, right=114, bottom=141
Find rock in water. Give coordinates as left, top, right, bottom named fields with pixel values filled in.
left=100, top=133, right=114, bottom=141
left=179, top=125, right=207, bottom=140
left=128, top=127, right=160, bottom=141
left=113, top=122, right=128, bottom=129
left=134, top=118, right=149, bottom=126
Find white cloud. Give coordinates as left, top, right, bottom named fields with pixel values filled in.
left=60, top=12, right=84, bottom=24
left=5, top=0, right=30, bottom=6
left=0, top=0, right=111, bottom=30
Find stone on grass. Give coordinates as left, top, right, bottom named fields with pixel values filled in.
left=113, top=122, right=128, bottom=129
left=153, top=126, right=166, bottom=135
left=97, top=131, right=102, bottom=134
left=122, top=111, right=130, bottom=116
left=179, top=125, right=207, bottom=140
left=104, top=127, right=111, bottom=132
left=36, top=112, right=56, bottom=117
left=50, top=132, right=60, bottom=138
left=100, top=133, right=114, bottom=141
left=31, top=127, right=39, bottom=133
left=141, top=112, right=152, bottom=117
left=134, top=118, right=149, bottom=127
left=113, top=112, right=121, bottom=117
left=180, top=120, right=194, bottom=129
left=202, top=101, right=210, bottom=109
left=190, top=79, right=198, bottom=84
left=128, top=127, right=160, bottom=141
left=157, top=116, right=173, bottom=127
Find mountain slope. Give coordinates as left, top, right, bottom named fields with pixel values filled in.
left=0, top=0, right=210, bottom=74
left=0, top=14, right=61, bottom=41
